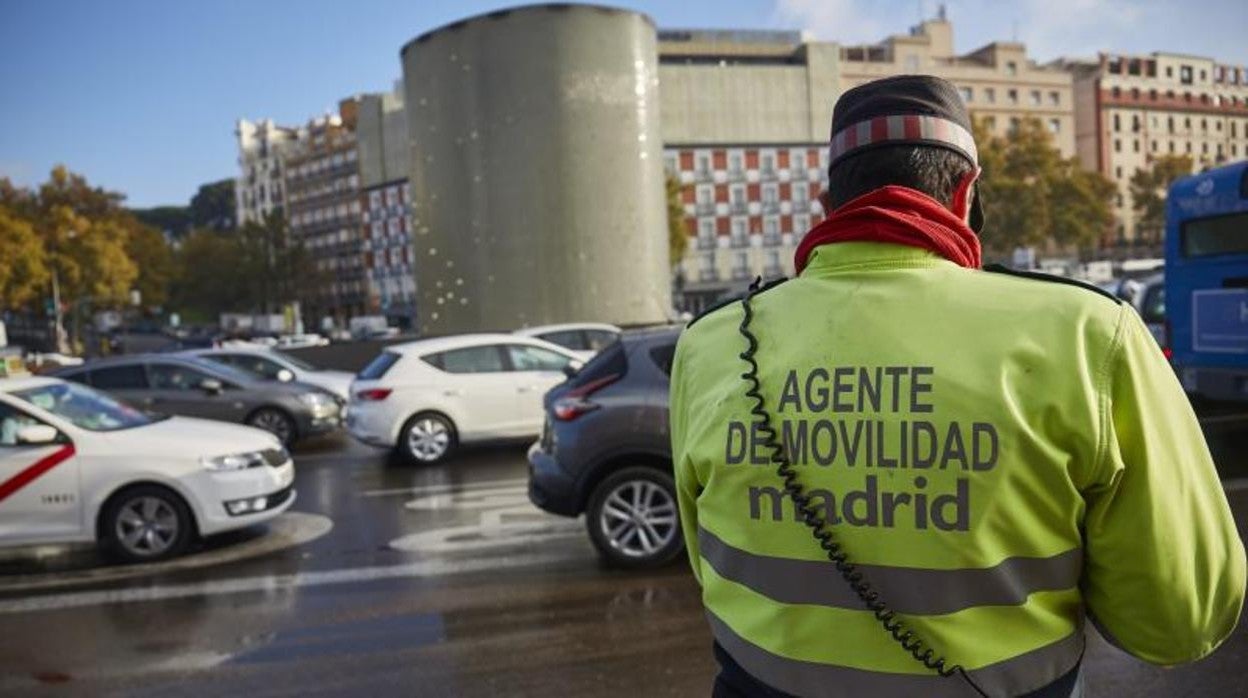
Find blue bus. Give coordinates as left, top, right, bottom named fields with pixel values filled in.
left=1165, top=160, right=1248, bottom=402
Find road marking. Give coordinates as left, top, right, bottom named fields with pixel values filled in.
left=0, top=512, right=334, bottom=594
left=359, top=477, right=529, bottom=498
left=0, top=550, right=578, bottom=614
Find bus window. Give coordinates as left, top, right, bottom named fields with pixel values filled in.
left=1182, top=212, right=1248, bottom=258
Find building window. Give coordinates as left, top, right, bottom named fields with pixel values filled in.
left=761, top=152, right=775, bottom=176
left=1151, top=140, right=1158, bottom=152
left=1113, top=114, right=1121, bottom=132
left=1049, top=91, right=1060, bottom=106
left=730, top=185, right=746, bottom=213
left=729, top=153, right=744, bottom=177
left=1201, top=118, right=1208, bottom=131
left=984, top=87, right=996, bottom=103
left=1048, top=118, right=1061, bottom=135
left=959, top=86, right=972, bottom=103
left=733, top=251, right=749, bottom=278
left=1009, top=117, right=1021, bottom=135
left=762, top=183, right=779, bottom=212
left=1180, top=65, right=1193, bottom=84
left=730, top=218, right=748, bottom=247
left=1006, top=61, right=1018, bottom=76
left=1133, top=140, right=1140, bottom=153
left=1112, top=86, right=1121, bottom=99
left=1030, top=90, right=1041, bottom=106
left=1132, top=115, right=1141, bottom=132
left=1168, top=116, right=1175, bottom=133
left=793, top=151, right=806, bottom=173
left=1186, top=142, right=1192, bottom=153
left=793, top=214, right=810, bottom=236
left=1169, top=141, right=1176, bottom=153
left=1115, top=166, right=1123, bottom=179
left=1114, top=138, right=1121, bottom=153
left=766, top=250, right=782, bottom=274
left=1185, top=116, right=1191, bottom=129
left=1007, top=89, right=1018, bottom=105
left=696, top=154, right=711, bottom=178
left=1200, top=69, right=1206, bottom=81
left=698, top=220, right=715, bottom=249
left=763, top=217, right=780, bottom=245
left=1202, top=142, right=1209, bottom=154
left=1165, top=66, right=1173, bottom=78
left=792, top=183, right=808, bottom=207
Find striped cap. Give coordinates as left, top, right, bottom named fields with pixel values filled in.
left=828, top=75, right=978, bottom=168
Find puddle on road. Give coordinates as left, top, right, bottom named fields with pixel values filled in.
left=389, top=483, right=586, bottom=555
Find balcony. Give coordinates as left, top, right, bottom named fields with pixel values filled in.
left=729, top=203, right=748, bottom=215
left=761, top=201, right=780, bottom=215
left=792, top=168, right=809, bottom=181
left=695, top=203, right=716, bottom=216
left=762, top=233, right=782, bottom=246
left=694, top=169, right=713, bottom=182
left=729, top=235, right=749, bottom=249
left=727, top=168, right=746, bottom=182
left=696, top=236, right=717, bottom=250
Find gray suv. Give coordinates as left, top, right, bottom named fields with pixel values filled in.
left=528, top=327, right=681, bottom=568
left=53, top=355, right=342, bottom=446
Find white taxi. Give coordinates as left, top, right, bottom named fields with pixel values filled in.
left=0, top=376, right=295, bottom=562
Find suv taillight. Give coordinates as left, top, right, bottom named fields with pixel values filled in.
left=1163, top=320, right=1173, bottom=361
left=552, top=374, right=619, bottom=421
left=355, top=388, right=392, bottom=401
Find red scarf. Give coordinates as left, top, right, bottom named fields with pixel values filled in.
left=794, top=185, right=982, bottom=273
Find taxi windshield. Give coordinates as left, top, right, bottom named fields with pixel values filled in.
left=12, top=382, right=159, bottom=432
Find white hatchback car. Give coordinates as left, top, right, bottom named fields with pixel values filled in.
left=347, top=334, right=583, bottom=463
left=513, top=323, right=621, bottom=361
left=0, top=377, right=295, bottom=562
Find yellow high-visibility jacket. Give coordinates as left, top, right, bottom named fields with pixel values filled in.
left=670, top=241, right=1245, bottom=697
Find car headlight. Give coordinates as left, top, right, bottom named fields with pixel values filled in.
left=202, top=451, right=268, bottom=471
left=298, top=392, right=334, bottom=409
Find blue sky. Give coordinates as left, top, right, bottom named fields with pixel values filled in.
left=2, top=0, right=1245, bottom=208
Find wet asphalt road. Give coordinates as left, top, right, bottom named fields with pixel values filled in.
left=0, top=407, right=1247, bottom=698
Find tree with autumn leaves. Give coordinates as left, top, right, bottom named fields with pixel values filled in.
left=0, top=167, right=169, bottom=314
left=972, top=118, right=1117, bottom=257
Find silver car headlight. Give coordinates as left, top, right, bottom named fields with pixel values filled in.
left=298, top=391, right=335, bottom=410
left=202, top=451, right=268, bottom=471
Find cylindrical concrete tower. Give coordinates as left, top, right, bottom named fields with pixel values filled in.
left=401, top=4, right=670, bottom=335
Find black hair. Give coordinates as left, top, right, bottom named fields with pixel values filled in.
left=826, top=145, right=974, bottom=210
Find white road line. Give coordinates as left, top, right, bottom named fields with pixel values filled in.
left=359, top=477, right=529, bottom=498
left=0, top=550, right=578, bottom=615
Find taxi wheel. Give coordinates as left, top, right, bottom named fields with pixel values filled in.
left=400, top=412, right=457, bottom=465
left=586, top=467, right=684, bottom=570
left=100, top=485, right=195, bottom=563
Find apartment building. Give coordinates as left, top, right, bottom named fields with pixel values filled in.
left=659, top=29, right=835, bottom=312
left=1066, top=52, right=1248, bottom=244
left=357, top=86, right=416, bottom=327
left=659, top=16, right=1077, bottom=310
left=838, top=14, right=1075, bottom=156
left=281, top=99, right=368, bottom=324
left=235, top=119, right=297, bottom=226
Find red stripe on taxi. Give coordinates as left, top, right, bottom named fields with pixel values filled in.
left=0, top=444, right=76, bottom=504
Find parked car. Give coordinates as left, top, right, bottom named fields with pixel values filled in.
left=0, top=376, right=294, bottom=562
left=528, top=327, right=681, bottom=569
left=179, top=347, right=354, bottom=401
left=347, top=334, right=584, bottom=464
left=52, top=355, right=341, bottom=446
left=513, top=323, right=621, bottom=361
left=1131, top=272, right=1167, bottom=350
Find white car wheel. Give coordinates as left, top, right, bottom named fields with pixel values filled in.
left=402, top=414, right=455, bottom=464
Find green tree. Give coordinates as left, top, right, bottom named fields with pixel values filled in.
left=190, top=179, right=237, bottom=231
left=126, top=223, right=174, bottom=308
left=131, top=205, right=192, bottom=240
left=1129, top=154, right=1193, bottom=244
left=665, top=173, right=689, bottom=267
left=973, top=118, right=1114, bottom=255
left=0, top=205, right=49, bottom=309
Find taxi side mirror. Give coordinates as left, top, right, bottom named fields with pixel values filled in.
left=16, top=424, right=59, bottom=445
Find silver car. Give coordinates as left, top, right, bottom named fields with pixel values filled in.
left=178, top=347, right=354, bottom=401
left=53, top=355, right=341, bottom=446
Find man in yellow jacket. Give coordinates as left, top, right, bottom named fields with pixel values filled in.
left=669, top=75, right=1244, bottom=697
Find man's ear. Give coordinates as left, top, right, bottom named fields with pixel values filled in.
left=818, top=189, right=834, bottom=216
left=951, top=169, right=981, bottom=224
